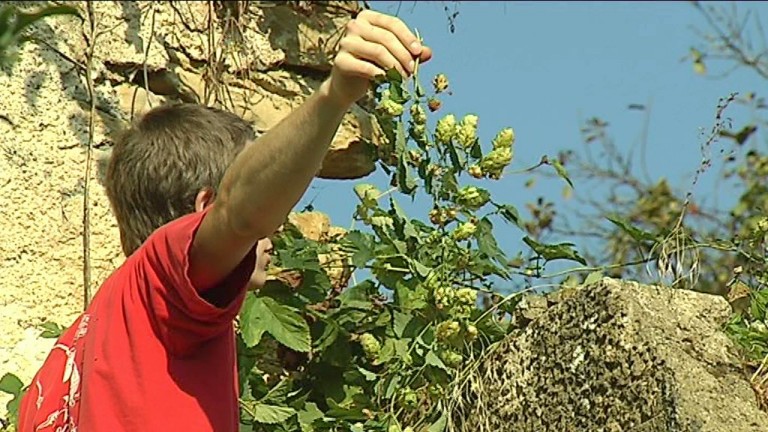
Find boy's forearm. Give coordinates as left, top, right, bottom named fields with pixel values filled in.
left=216, top=80, right=352, bottom=240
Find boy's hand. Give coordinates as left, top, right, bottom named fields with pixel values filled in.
left=323, top=10, right=433, bottom=107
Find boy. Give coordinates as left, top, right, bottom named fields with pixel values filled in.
left=17, top=9, right=431, bottom=431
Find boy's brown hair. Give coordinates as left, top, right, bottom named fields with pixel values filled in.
left=104, top=103, right=256, bottom=256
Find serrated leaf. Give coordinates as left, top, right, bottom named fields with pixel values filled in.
left=606, top=216, right=658, bottom=242
left=584, top=271, right=604, bottom=286
left=345, top=230, right=375, bottom=268
left=477, top=218, right=507, bottom=266
left=523, top=236, right=587, bottom=265
left=0, top=373, right=23, bottom=395
left=240, top=295, right=311, bottom=352
left=425, top=350, right=448, bottom=371
left=249, top=402, right=297, bottom=424
left=298, top=402, right=324, bottom=432
left=397, top=153, right=417, bottom=195
left=339, top=280, right=375, bottom=310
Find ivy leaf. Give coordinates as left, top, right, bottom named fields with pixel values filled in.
left=0, top=373, right=23, bottom=395
left=549, top=158, right=574, bottom=189
left=240, top=295, right=311, bottom=352
left=248, top=402, right=297, bottom=424
left=523, top=236, right=587, bottom=265
left=606, top=215, right=658, bottom=242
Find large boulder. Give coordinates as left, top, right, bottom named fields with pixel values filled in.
left=451, top=278, right=768, bottom=432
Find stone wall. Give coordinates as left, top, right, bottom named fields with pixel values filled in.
left=0, top=0, right=373, bottom=410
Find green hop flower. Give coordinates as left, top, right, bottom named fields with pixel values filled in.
left=456, top=186, right=490, bottom=209
left=432, top=73, right=449, bottom=93
left=456, top=287, right=478, bottom=306
left=439, top=349, right=463, bottom=368
left=359, top=333, right=381, bottom=360
left=435, top=114, right=457, bottom=145
left=401, top=388, right=419, bottom=409
left=410, top=103, right=427, bottom=125
left=465, top=324, right=479, bottom=341
left=468, top=165, right=484, bottom=179
left=480, top=147, right=513, bottom=175
left=377, top=99, right=404, bottom=117
left=456, top=114, right=479, bottom=148
left=452, top=222, right=477, bottom=241
left=388, top=425, right=401, bottom=432
left=492, top=127, right=515, bottom=149
left=436, top=320, right=461, bottom=341
left=409, top=122, right=428, bottom=145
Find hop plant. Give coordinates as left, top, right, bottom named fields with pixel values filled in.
left=409, top=123, right=428, bottom=145
left=427, top=97, right=442, bottom=112
left=410, top=103, right=427, bottom=125
left=456, top=186, right=490, bottom=209
left=435, top=114, right=457, bottom=145
left=359, top=333, right=381, bottom=361
left=401, top=388, right=419, bottom=409
left=456, top=287, right=478, bottom=306
left=456, top=114, right=479, bottom=148
left=492, top=127, right=516, bottom=149
left=465, top=324, right=479, bottom=342
left=468, top=165, right=484, bottom=179
left=377, top=99, right=405, bottom=117
left=432, top=73, right=449, bottom=93
left=439, top=349, right=463, bottom=368
left=452, top=221, right=477, bottom=241
left=436, top=320, right=461, bottom=341
left=480, top=147, right=513, bottom=177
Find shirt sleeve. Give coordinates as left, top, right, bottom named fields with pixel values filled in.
left=133, top=207, right=257, bottom=356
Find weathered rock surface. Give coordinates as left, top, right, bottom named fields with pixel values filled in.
left=0, top=0, right=371, bottom=412
left=452, top=278, right=768, bottom=432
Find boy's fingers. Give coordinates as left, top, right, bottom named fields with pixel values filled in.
left=357, top=9, right=422, bottom=56
left=339, top=35, right=407, bottom=77
left=351, top=20, right=416, bottom=74
left=334, top=50, right=387, bottom=80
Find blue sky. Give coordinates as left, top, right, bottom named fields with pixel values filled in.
left=301, top=1, right=768, bottom=276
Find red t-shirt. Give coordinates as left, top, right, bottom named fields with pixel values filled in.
left=17, top=209, right=256, bottom=431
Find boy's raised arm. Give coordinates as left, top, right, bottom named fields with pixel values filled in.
left=188, top=10, right=432, bottom=291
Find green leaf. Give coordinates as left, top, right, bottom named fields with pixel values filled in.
left=0, top=373, right=23, bottom=395
left=477, top=218, right=507, bottom=265
left=584, top=271, right=604, bottom=286
left=39, top=321, right=64, bottom=339
left=523, top=236, right=587, bottom=265
left=496, top=203, right=521, bottom=226
left=339, top=280, right=376, bottom=310
left=446, top=140, right=464, bottom=171
left=240, top=295, right=311, bottom=352
left=248, top=402, right=297, bottom=424
left=425, top=350, right=448, bottom=371
left=549, top=158, right=574, bottom=189
left=297, top=402, right=324, bottom=432
left=606, top=216, right=658, bottom=242
left=397, top=153, right=417, bottom=195
left=428, top=412, right=448, bottom=432
left=345, top=231, right=375, bottom=268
